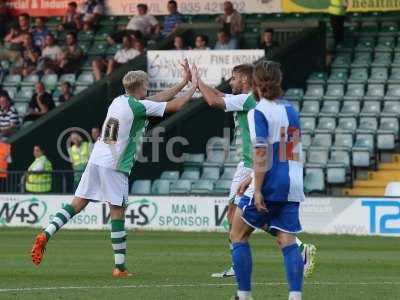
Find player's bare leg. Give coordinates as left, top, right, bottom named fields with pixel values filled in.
left=31, top=197, right=89, bottom=266
left=229, top=208, right=254, bottom=300
left=109, top=204, right=133, bottom=278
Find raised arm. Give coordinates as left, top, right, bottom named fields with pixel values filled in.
left=194, top=65, right=226, bottom=109
left=165, top=66, right=198, bottom=113
left=148, top=59, right=191, bottom=102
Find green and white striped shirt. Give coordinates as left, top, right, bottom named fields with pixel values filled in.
left=223, top=92, right=257, bottom=168
left=89, top=94, right=167, bottom=174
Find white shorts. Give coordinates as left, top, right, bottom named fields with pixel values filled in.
left=229, top=162, right=253, bottom=205
left=75, top=163, right=129, bottom=207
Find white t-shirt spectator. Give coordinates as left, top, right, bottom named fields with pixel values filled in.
left=42, top=45, right=62, bottom=61
left=114, top=48, right=140, bottom=64
left=127, top=14, right=158, bottom=35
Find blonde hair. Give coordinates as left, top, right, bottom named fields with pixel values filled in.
left=253, top=60, right=283, bottom=100
left=122, top=70, right=149, bottom=95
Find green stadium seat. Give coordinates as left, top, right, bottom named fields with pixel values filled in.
left=304, top=167, right=325, bottom=193
left=3, top=74, right=21, bottom=87
left=351, top=53, right=372, bottom=68
left=335, top=39, right=355, bottom=52
left=381, top=101, right=400, bottom=117
left=130, top=180, right=151, bottom=195
left=368, top=68, right=388, bottom=83
left=384, top=84, right=400, bottom=101
left=14, top=102, right=28, bottom=116
left=352, top=134, right=375, bottom=167
left=327, top=70, right=348, bottom=84
left=183, top=153, right=205, bottom=170
left=94, top=27, right=115, bottom=41
left=377, top=117, right=398, bottom=150
left=300, top=101, right=319, bottom=117
left=379, top=22, right=398, bottom=37
left=344, top=84, right=365, bottom=100
left=300, top=117, right=316, bottom=134
left=77, top=30, right=94, bottom=42
left=387, top=68, right=400, bottom=84
left=21, top=74, right=39, bottom=87
left=327, top=154, right=348, bottom=184
left=315, top=117, right=336, bottom=134
left=87, top=43, right=108, bottom=57
left=14, top=87, right=34, bottom=102
left=3, top=87, right=17, bottom=99
left=355, top=37, right=376, bottom=52
left=224, top=150, right=240, bottom=168
left=170, top=180, right=192, bottom=194
left=284, top=88, right=304, bottom=102
left=76, top=72, right=94, bottom=86
left=74, top=85, right=89, bottom=95
left=306, top=72, right=327, bottom=84
left=151, top=179, right=171, bottom=195
left=310, top=134, right=332, bottom=149
left=191, top=180, right=214, bottom=194
left=331, top=53, right=352, bottom=69
left=99, top=16, right=117, bottom=26
left=364, top=84, right=385, bottom=101
left=203, top=150, right=225, bottom=168
left=59, top=73, right=76, bottom=85
left=160, top=171, right=180, bottom=180
left=180, top=170, right=200, bottom=182
left=213, top=179, right=231, bottom=195
left=117, top=16, right=130, bottom=26
left=323, top=84, right=344, bottom=100
left=329, top=150, right=350, bottom=169
left=356, top=117, right=378, bottom=133
left=391, top=54, right=400, bottom=67
left=319, top=101, right=340, bottom=117
left=302, top=133, right=312, bottom=149
left=106, top=44, right=122, bottom=56
left=371, top=53, right=392, bottom=68
left=201, top=167, right=220, bottom=180
left=375, top=37, right=395, bottom=52
left=332, top=133, right=354, bottom=151
left=339, top=101, right=360, bottom=118
left=360, top=101, right=381, bottom=117
left=41, top=74, right=58, bottom=91
left=359, top=23, right=379, bottom=37
left=347, top=68, right=368, bottom=84
left=380, top=116, right=399, bottom=134
left=220, top=167, right=236, bottom=180
left=303, top=85, right=324, bottom=101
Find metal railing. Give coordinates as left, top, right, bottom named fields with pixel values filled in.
left=0, top=170, right=79, bottom=194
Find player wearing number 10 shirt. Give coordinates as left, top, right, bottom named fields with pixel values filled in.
left=31, top=60, right=198, bottom=277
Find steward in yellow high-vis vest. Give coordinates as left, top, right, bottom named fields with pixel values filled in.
left=68, top=133, right=90, bottom=190
left=26, top=145, right=53, bottom=193
left=328, top=0, right=346, bottom=16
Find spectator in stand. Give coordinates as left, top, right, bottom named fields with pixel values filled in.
left=80, top=0, right=104, bottom=31
left=59, top=2, right=82, bottom=32
left=39, top=33, right=63, bottom=74
left=159, top=0, right=185, bottom=37
left=0, top=93, right=19, bottom=137
left=24, top=82, right=55, bottom=121
left=91, top=127, right=101, bottom=142
left=32, top=17, right=50, bottom=49
left=2, top=13, right=31, bottom=61
left=92, top=35, right=140, bottom=80
left=133, top=39, right=146, bottom=55
left=173, top=35, right=187, bottom=50
left=260, top=28, right=280, bottom=59
left=59, top=82, right=73, bottom=103
left=59, top=32, right=84, bottom=74
left=126, top=4, right=158, bottom=39
left=194, top=35, right=210, bottom=50
left=216, top=1, right=244, bottom=47
left=214, top=31, right=237, bottom=50
left=11, top=33, right=41, bottom=76
left=0, top=0, right=12, bottom=39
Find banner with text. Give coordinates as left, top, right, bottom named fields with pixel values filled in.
left=282, top=0, right=330, bottom=13
left=147, top=50, right=264, bottom=91
left=1, top=195, right=399, bottom=236
left=6, top=0, right=85, bottom=16
left=348, top=0, right=400, bottom=12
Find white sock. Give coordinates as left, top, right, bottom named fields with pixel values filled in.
left=289, top=291, right=302, bottom=300
left=237, top=291, right=252, bottom=300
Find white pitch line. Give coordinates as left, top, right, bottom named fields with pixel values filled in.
left=0, top=282, right=400, bottom=293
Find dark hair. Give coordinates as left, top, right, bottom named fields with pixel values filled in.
left=232, top=64, right=254, bottom=86
left=36, top=16, right=46, bottom=22
left=253, top=60, right=283, bottom=101
left=264, top=28, right=274, bottom=34
left=197, top=34, right=209, bottom=45
left=135, top=38, right=147, bottom=47
left=19, top=13, right=30, bottom=20
left=0, top=91, right=11, bottom=101
left=137, top=3, right=148, bottom=11
left=34, top=144, right=44, bottom=152
left=168, top=0, right=177, bottom=6
left=67, top=31, right=77, bottom=39
left=62, top=81, right=71, bottom=88
left=68, top=1, right=78, bottom=8
left=218, top=30, right=230, bottom=39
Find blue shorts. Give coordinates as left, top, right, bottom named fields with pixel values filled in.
left=238, top=196, right=302, bottom=235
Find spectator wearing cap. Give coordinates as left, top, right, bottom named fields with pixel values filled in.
left=39, top=33, right=63, bottom=74
left=31, top=17, right=50, bottom=49
left=0, top=93, right=19, bottom=137
left=159, top=0, right=185, bottom=37
left=24, top=82, right=55, bottom=121
left=214, top=31, right=237, bottom=50
left=194, top=35, right=210, bottom=50
left=216, top=1, right=244, bottom=47
left=59, top=82, right=73, bottom=103
left=59, top=32, right=84, bottom=74
left=260, top=28, right=280, bottom=59
left=59, top=2, right=82, bottom=32
left=92, top=35, right=140, bottom=80
left=80, top=0, right=104, bottom=31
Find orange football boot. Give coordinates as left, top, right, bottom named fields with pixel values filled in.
left=112, top=268, right=134, bottom=278
left=31, top=232, right=48, bottom=266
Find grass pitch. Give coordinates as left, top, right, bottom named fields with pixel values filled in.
left=0, top=228, right=399, bottom=300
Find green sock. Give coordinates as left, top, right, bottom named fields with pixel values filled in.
left=296, top=237, right=305, bottom=252
left=44, top=204, right=76, bottom=240
left=111, top=219, right=127, bottom=271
